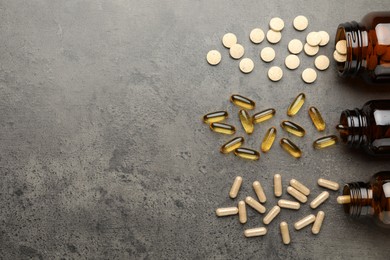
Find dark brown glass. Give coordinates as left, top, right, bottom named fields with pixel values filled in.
left=337, top=100, right=390, bottom=155
left=342, top=171, right=390, bottom=228
left=336, top=12, right=390, bottom=82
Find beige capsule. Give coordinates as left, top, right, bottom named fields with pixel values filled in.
left=220, top=137, right=244, bottom=154
left=294, top=214, right=316, bottom=230
left=253, top=181, right=267, bottom=203
left=238, top=201, right=247, bottom=224
left=280, top=138, right=302, bottom=158
left=244, top=227, right=267, bottom=237
left=337, top=195, right=351, bottom=204
left=274, top=174, right=282, bottom=197
left=317, top=178, right=340, bottom=191
left=261, top=127, right=277, bottom=153
left=308, top=106, right=326, bottom=131
left=252, top=108, right=276, bottom=124
left=280, top=222, right=291, bottom=245
left=287, top=186, right=307, bottom=203
left=290, top=179, right=310, bottom=196
left=239, top=109, right=254, bottom=134
left=312, top=211, right=325, bottom=235
left=287, top=93, right=305, bottom=116
left=278, top=199, right=300, bottom=210
left=263, top=205, right=281, bottom=225
left=229, top=176, right=243, bottom=199
left=216, top=207, right=239, bottom=217
left=310, top=191, right=329, bottom=209
left=245, top=196, right=266, bottom=214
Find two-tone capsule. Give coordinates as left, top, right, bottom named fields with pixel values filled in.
left=210, top=122, right=236, bottom=135
left=230, top=94, right=256, bottom=110
left=252, top=108, right=276, bottom=124
left=239, top=110, right=254, bottom=134
left=308, top=106, right=325, bottom=131
left=203, top=111, right=228, bottom=123
left=287, top=93, right=305, bottom=116
left=281, top=121, right=305, bottom=137
left=313, top=135, right=338, bottom=149
left=220, top=137, right=244, bottom=154
left=261, top=127, right=277, bottom=152
left=280, top=138, right=302, bottom=158
left=234, top=148, right=260, bottom=160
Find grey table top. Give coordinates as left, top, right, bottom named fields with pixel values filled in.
left=1, top=0, right=390, bottom=259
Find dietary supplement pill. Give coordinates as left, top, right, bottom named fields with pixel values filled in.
left=314, top=55, right=330, bottom=71
left=222, top=33, right=237, bottom=48
left=285, top=54, right=300, bottom=70
left=268, top=66, right=283, bottom=82
left=216, top=207, right=239, bottom=217
left=244, top=227, right=267, bottom=237
left=203, top=111, right=228, bottom=124
left=239, top=109, right=254, bottom=134
left=245, top=196, right=266, bottom=214
left=250, top=28, right=265, bottom=44
left=312, top=211, right=325, bottom=235
left=280, top=138, right=302, bottom=158
left=287, top=93, right=305, bottom=117
left=280, top=222, right=291, bottom=245
left=337, top=195, right=351, bottom=204
left=336, top=40, right=347, bottom=55
left=263, top=205, right=281, bottom=225
left=260, top=47, right=276, bottom=62
left=238, top=201, right=247, bottom=224
left=290, top=179, right=310, bottom=196
left=306, top=32, right=322, bottom=46
left=333, top=50, right=347, bottom=62
left=252, top=181, right=267, bottom=203
left=294, top=214, right=316, bottom=230
left=261, top=127, right=277, bottom=153
left=317, top=178, right=340, bottom=191
left=310, top=191, right=329, bottom=209
left=269, top=17, right=285, bottom=32
left=266, top=29, right=282, bottom=44
left=293, top=15, right=308, bottom=31
left=278, top=199, right=300, bottom=210
left=318, top=31, right=330, bottom=46
left=302, top=68, right=317, bottom=83
left=280, top=120, right=305, bottom=137
left=234, top=148, right=260, bottom=160
left=274, top=174, right=283, bottom=197
left=229, top=43, right=245, bottom=59
left=239, top=58, right=254, bottom=74
left=229, top=176, right=243, bottom=199
left=304, top=43, right=319, bottom=56
left=288, top=39, right=303, bottom=54
left=220, top=136, right=244, bottom=154
left=252, top=108, right=276, bottom=124
left=287, top=186, right=307, bottom=203
left=308, top=106, right=325, bottom=131
left=230, top=94, right=256, bottom=110
left=210, top=122, right=236, bottom=135
left=206, top=50, right=222, bottom=65
left=313, top=136, right=338, bottom=149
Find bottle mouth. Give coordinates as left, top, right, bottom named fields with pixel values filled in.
left=343, top=182, right=372, bottom=217
left=337, top=109, right=367, bottom=147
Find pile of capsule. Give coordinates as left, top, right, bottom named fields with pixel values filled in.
left=215, top=175, right=340, bottom=243
left=203, top=93, right=338, bottom=160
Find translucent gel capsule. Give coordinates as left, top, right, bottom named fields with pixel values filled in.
left=252, top=108, right=276, bottom=124
left=230, top=94, right=256, bottom=110
left=280, top=121, right=305, bottom=137
left=287, top=93, right=305, bottom=116
left=234, top=148, right=260, bottom=160
left=239, top=110, right=254, bottom=134
left=261, top=127, right=277, bottom=152
left=308, top=106, right=326, bottom=131
left=313, top=135, right=338, bottom=149
left=203, top=111, right=228, bottom=124
left=220, top=137, right=244, bottom=154
left=280, top=138, right=302, bottom=158
left=210, top=122, right=236, bottom=135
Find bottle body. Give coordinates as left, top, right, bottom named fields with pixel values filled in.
left=337, top=100, right=390, bottom=155
left=336, top=12, right=390, bottom=82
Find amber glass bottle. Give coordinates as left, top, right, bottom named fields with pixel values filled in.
left=335, top=12, right=390, bottom=82
left=337, top=100, right=390, bottom=155
left=337, top=171, right=390, bottom=227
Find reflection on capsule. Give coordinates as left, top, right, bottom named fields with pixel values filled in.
left=313, top=135, right=338, bottom=149
left=210, top=122, right=236, bottom=135
left=280, top=120, right=306, bottom=137
left=239, top=109, right=254, bottom=134
left=220, top=137, right=244, bottom=154
left=280, top=138, right=302, bottom=158
left=261, top=127, right=277, bottom=152
left=234, top=148, right=260, bottom=160
left=203, top=111, right=228, bottom=124
left=287, top=93, right=305, bottom=116
left=309, top=106, right=326, bottom=131
left=230, top=94, right=256, bottom=110
left=252, top=108, right=276, bottom=124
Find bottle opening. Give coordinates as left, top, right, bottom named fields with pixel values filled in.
left=335, top=26, right=348, bottom=75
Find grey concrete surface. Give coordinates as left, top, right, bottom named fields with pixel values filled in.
left=1, top=0, right=390, bottom=259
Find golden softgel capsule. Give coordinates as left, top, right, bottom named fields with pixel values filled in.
left=280, top=121, right=305, bottom=137
left=239, top=110, right=254, bottom=134
left=230, top=94, right=255, bottom=110
left=287, top=93, right=305, bottom=116
left=308, top=106, right=325, bottom=131
left=313, top=135, right=338, bottom=149
left=261, top=127, right=277, bottom=152
left=252, top=108, right=276, bottom=124
left=210, top=122, right=236, bottom=135
left=220, top=137, right=244, bottom=154
left=203, top=111, right=228, bottom=124
left=234, top=148, right=260, bottom=160
left=280, top=138, right=302, bottom=158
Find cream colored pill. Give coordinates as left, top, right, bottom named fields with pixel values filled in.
left=266, top=29, right=282, bottom=44
left=269, top=17, right=285, bottom=32
left=250, top=28, right=265, bottom=44
left=216, top=207, right=239, bottom=216
left=206, top=50, right=222, bottom=65
left=333, top=50, right=347, bottom=62
left=285, top=54, right=300, bottom=70
left=294, top=214, right=316, bottom=230
left=253, top=181, right=267, bottom=203
left=260, top=47, right=276, bottom=62
left=306, top=32, right=322, bottom=46
left=230, top=43, right=245, bottom=59
left=238, top=201, right=247, bottom=224
left=337, top=195, right=351, bottom=204
left=314, top=55, right=330, bottom=71
left=245, top=196, right=266, bottom=214
left=336, top=40, right=347, bottom=55
left=302, top=68, right=317, bottom=84
left=318, top=31, right=330, bottom=46
left=263, top=205, right=281, bottom=225
left=229, top=176, right=243, bottom=199
left=268, top=66, right=283, bottom=82
left=274, top=174, right=282, bottom=197
left=287, top=186, right=307, bottom=203
left=280, top=222, right=290, bottom=245
left=304, top=43, right=319, bottom=56
left=310, top=191, right=329, bottom=209
left=290, top=179, right=310, bottom=196
left=288, top=39, right=303, bottom=54
left=222, top=33, right=237, bottom=48
left=312, top=211, right=325, bottom=234
left=244, top=227, right=267, bottom=237
left=293, top=15, right=308, bottom=31
left=318, top=178, right=340, bottom=191
left=239, top=58, right=254, bottom=73
left=278, top=199, right=300, bottom=210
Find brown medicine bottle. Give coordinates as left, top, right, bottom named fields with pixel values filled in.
left=336, top=12, right=390, bottom=82
left=337, top=171, right=390, bottom=228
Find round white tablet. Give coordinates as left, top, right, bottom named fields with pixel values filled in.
left=229, top=43, right=245, bottom=59
left=288, top=39, right=303, bottom=54
left=250, top=28, right=265, bottom=44
left=285, top=54, right=300, bottom=70
left=239, top=58, right=254, bottom=73
left=293, top=15, right=308, bottom=31
left=268, top=66, right=283, bottom=81
left=304, top=43, right=319, bottom=56
left=269, top=17, right=285, bottom=32
left=260, top=47, right=276, bottom=62
left=206, top=50, right=222, bottom=65
left=306, top=32, right=322, bottom=46
left=302, top=68, right=317, bottom=83
left=266, top=30, right=282, bottom=44
left=318, top=31, right=330, bottom=46
left=314, top=55, right=330, bottom=70
left=333, top=50, right=347, bottom=62
left=222, top=33, right=238, bottom=48
left=336, top=40, right=347, bottom=55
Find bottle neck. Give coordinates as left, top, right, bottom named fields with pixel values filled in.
left=343, top=182, right=373, bottom=217
left=338, top=109, right=369, bottom=147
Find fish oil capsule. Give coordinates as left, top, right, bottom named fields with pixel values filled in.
left=310, top=191, right=329, bottom=209
left=234, top=148, right=260, bottom=160
left=287, top=186, right=307, bottom=203
left=278, top=199, right=300, bottom=210
left=280, top=138, right=302, bottom=158
left=287, top=93, right=305, bottom=116
left=230, top=94, right=255, bottom=110
left=280, top=121, right=305, bottom=137
left=220, top=137, right=244, bottom=154
left=263, top=205, right=281, bottom=225
left=252, top=108, right=276, bottom=124
left=280, top=222, right=291, bottom=245
left=238, top=201, right=247, bottom=224
left=210, top=122, right=236, bottom=135
left=252, top=181, right=267, bottom=203
left=244, top=227, right=267, bottom=237
left=261, top=127, right=277, bottom=153
left=294, top=214, right=316, bottom=230
left=289, top=179, right=310, bottom=196
left=245, top=196, right=266, bottom=214
left=274, top=174, right=282, bottom=197
left=313, top=135, right=338, bottom=149
left=337, top=195, right=351, bottom=204
left=312, top=211, right=325, bottom=235
left=317, top=178, right=340, bottom=191
left=203, top=111, right=228, bottom=124
left=229, top=176, right=243, bottom=199
left=216, top=207, right=239, bottom=217
left=239, top=109, right=254, bottom=134
left=308, top=106, right=325, bottom=131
